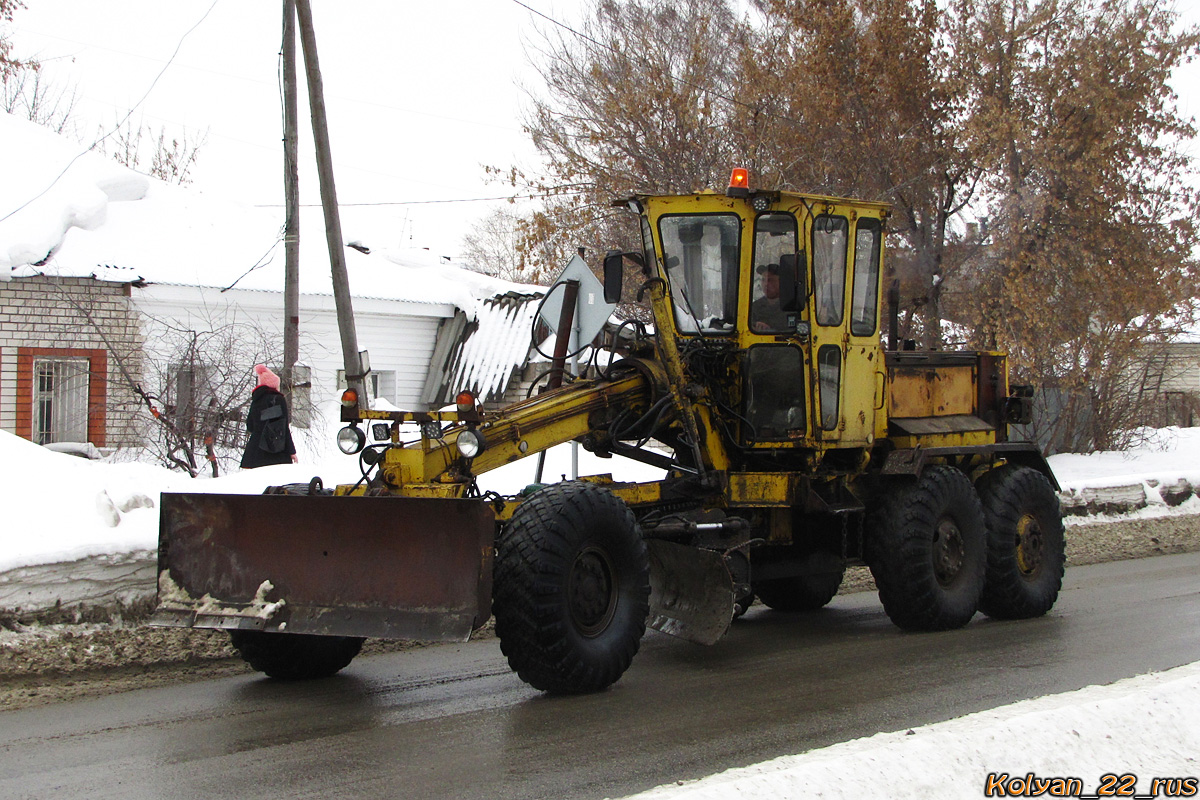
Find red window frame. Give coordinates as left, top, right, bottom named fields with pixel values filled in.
left=16, top=347, right=108, bottom=446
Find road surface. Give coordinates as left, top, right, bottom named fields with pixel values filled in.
left=2, top=552, right=1198, bottom=800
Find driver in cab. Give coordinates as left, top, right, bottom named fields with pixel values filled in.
left=751, top=263, right=788, bottom=332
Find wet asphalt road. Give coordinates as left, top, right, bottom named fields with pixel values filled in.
left=2, top=551, right=1199, bottom=800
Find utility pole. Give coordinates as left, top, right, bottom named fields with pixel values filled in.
left=281, top=0, right=300, bottom=400
left=294, top=0, right=367, bottom=410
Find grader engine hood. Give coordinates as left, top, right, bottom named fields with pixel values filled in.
left=152, top=492, right=495, bottom=641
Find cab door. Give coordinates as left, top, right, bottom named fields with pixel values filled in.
left=808, top=207, right=885, bottom=447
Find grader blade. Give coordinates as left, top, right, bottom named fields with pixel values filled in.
left=646, top=540, right=735, bottom=646
left=151, top=492, right=495, bottom=642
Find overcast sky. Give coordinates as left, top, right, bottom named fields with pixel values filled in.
left=7, top=1, right=1200, bottom=263
left=9, top=1, right=591, bottom=260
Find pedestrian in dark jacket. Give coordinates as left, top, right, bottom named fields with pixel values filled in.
left=240, top=364, right=298, bottom=469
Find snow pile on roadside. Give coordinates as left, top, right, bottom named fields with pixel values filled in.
left=625, top=661, right=1200, bottom=800
left=0, top=427, right=363, bottom=574
left=0, top=423, right=663, bottom=577
left=0, top=431, right=171, bottom=573
left=1049, top=427, right=1200, bottom=523
left=3, top=423, right=1199, bottom=575
left=0, top=416, right=1196, bottom=578
left=1049, top=426, right=1200, bottom=490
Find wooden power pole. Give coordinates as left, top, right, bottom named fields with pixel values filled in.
left=294, top=0, right=367, bottom=410
left=281, top=0, right=300, bottom=398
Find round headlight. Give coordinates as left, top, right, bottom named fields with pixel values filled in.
left=751, top=194, right=771, bottom=213
left=336, top=425, right=366, bottom=455
left=456, top=428, right=486, bottom=459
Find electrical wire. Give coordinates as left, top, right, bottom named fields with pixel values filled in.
left=251, top=191, right=588, bottom=208
left=508, top=0, right=805, bottom=128
left=0, top=1, right=220, bottom=227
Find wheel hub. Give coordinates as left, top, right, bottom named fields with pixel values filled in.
left=568, top=546, right=617, bottom=637
left=1015, top=513, right=1044, bottom=577
left=932, top=517, right=966, bottom=587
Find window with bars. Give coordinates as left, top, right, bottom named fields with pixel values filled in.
left=33, top=358, right=91, bottom=444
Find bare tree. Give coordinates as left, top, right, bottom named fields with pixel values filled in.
left=93, top=116, right=209, bottom=185
left=460, top=206, right=534, bottom=283
left=2, top=63, right=79, bottom=135
left=26, top=273, right=293, bottom=476
left=508, top=0, right=748, bottom=277
left=140, top=314, right=284, bottom=476
left=0, top=0, right=28, bottom=81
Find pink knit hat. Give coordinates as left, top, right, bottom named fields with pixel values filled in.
left=254, top=364, right=281, bottom=391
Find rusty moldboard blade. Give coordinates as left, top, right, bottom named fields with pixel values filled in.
left=646, top=539, right=735, bottom=646
left=152, top=492, right=495, bottom=642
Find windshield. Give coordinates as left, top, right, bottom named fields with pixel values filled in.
left=658, top=214, right=741, bottom=334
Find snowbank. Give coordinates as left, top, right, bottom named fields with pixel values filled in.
left=0, top=425, right=364, bottom=574
left=1048, top=427, right=1200, bottom=490
left=0, top=422, right=665, bottom=575
left=2, top=421, right=1199, bottom=574
left=626, top=661, right=1200, bottom=800
left=0, top=430, right=171, bottom=573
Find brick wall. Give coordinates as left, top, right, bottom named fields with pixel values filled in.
left=0, top=275, right=145, bottom=448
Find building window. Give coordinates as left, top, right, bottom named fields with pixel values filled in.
left=33, top=358, right=91, bottom=444
left=18, top=348, right=107, bottom=446
left=337, top=368, right=397, bottom=407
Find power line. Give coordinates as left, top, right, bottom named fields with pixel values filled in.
left=17, top=25, right=524, bottom=134
left=251, top=191, right=586, bottom=208
left=1, top=1, right=220, bottom=228
left=508, top=0, right=804, bottom=128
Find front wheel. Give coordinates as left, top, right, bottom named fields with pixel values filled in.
left=976, top=465, right=1065, bottom=619
left=868, top=466, right=987, bottom=631
left=493, top=482, right=650, bottom=693
left=228, top=630, right=364, bottom=679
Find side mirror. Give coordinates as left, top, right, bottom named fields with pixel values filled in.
left=777, top=252, right=807, bottom=312
left=603, top=250, right=624, bottom=304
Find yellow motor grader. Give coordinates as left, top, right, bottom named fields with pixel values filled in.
left=153, top=173, right=1065, bottom=693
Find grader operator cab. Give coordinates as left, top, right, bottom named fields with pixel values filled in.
left=153, top=174, right=1065, bottom=693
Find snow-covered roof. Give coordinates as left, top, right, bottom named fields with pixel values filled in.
left=0, top=112, right=542, bottom=315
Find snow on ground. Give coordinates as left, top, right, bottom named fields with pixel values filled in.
left=611, top=429, right=1200, bottom=800
left=4, top=420, right=1195, bottom=574
left=1049, top=427, right=1200, bottom=490
left=1, top=417, right=1197, bottom=793
left=625, top=661, right=1200, bottom=800
left=0, top=404, right=666, bottom=574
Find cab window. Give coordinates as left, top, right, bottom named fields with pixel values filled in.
left=659, top=215, right=740, bottom=334
left=640, top=216, right=656, bottom=276
left=750, top=213, right=798, bottom=333
left=813, top=215, right=848, bottom=327
left=850, top=218, right=882, bottom=336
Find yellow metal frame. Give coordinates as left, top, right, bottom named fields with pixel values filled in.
left=335, top=186, right=1008, bottom=513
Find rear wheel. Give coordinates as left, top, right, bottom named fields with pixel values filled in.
left=754, top=552, right=845, bottom=611
left=868, top=466, right=986, bottom=631
left=976, top=465, right=1065, bottom=619
left=493, top=482, right=650, bottom=693
left=228, top=630, right=364, bottom=679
